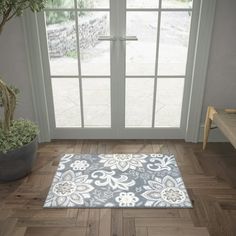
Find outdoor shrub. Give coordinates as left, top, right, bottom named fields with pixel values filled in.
left=46, top=0, right=93, bottom=24
left=66, top=50, right=78, bottom=58
left=78, top=0, right=93, bottom=8
left=177, top=0, right=191, bottom=2
left=46, top=11, right=74, bottom=24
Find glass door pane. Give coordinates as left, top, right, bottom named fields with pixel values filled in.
left=125, top=78, right=154, bottom=127
left=154, top=78, right=185, bottom=127
left=45, top=11, right=78, bottom=76
left=51, top=78, right=82, bottom=127
left=126, top=12, right=158, bottom=76
left=158, top=12, right=192, bottom=75
left=127, top=0, right=159, bottom=8
left=82, top=78, right=111, bottom=127
left=79, top=12, right=110, bottom=76
left=162, top=0, right=193, bottom=8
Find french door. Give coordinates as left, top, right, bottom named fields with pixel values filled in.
left=40, top=0, right=196, bottom=139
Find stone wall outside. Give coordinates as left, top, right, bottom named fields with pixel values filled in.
left=47, top=14, right=108, bottom=58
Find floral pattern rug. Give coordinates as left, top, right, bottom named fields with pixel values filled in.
left=44, top=154, right=192, bottom=208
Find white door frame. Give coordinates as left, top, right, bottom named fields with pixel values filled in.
left=22, top=0, right=217, bottom=142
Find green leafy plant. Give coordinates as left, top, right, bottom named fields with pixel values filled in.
left=0, top=119, right=39, bottom=153
left=0, top=80, right=39, bottom=153
left=0, top=0, right=48, bottom=34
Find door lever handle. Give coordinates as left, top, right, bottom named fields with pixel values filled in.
left=98, top=36, right=117, bottom=41
left=119, top=36, right=138, bottom=41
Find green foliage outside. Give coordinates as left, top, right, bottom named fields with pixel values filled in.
left=66, top=50, right=78, bottom=58
left=46, top=0, right=93, bottom=24
left=177, top=0, right=191, bottom=2
left=46, top=11, right=74, bottom=24
left=0, top=119, right=39, bottom=153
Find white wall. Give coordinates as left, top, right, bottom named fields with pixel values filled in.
left=201, top=0, right=236, bottom=120
left=0, top=0, right=236, bottom=140
left=0, top=18, right=35, bottom=121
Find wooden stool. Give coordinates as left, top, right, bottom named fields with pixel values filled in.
left=203, top=106, right=236, bottom=150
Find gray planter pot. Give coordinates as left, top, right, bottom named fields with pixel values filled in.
left=0, top=137, right=38, bottom=181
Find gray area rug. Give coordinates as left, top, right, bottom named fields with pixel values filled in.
left=44, top=154, right=192, bottom=208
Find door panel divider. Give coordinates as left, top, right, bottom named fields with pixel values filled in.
left=74, top=0, right=85, bottom=127
left=152, top=0, right=162, bottom=128
left=50, top=75, right=186, bottom=79
left=44, top=8, right=192, bottom=12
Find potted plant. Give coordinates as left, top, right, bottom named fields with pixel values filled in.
left=0, top=0, right=48, bottom=181
left=0, top=80, right=39, bottom=181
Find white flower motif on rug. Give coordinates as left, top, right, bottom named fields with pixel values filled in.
left=44, top=154, right=192, bottom=208
left=141, top=175, right=192, bottom=207
left=70, top=160, right=89, bottom=171
left=99, top=154, right=147, bottom=171
left=44, top=170, right=94, bottom=207
left=115, top=192, right=139, bottom=207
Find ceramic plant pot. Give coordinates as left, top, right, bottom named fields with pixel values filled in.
left=0, top=137, right=38, bottom=181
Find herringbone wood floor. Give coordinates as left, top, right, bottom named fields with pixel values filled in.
left=1, top=140, right=236, bottom=236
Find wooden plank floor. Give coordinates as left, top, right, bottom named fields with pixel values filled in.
left=1, top=140, right=236, bottom=236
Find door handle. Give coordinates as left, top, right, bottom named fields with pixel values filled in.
left=98, top=36, right=117, bottom=41
left=119, top=36, right=138, bottom=41
left=98, top=36, right=138, bottom=41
